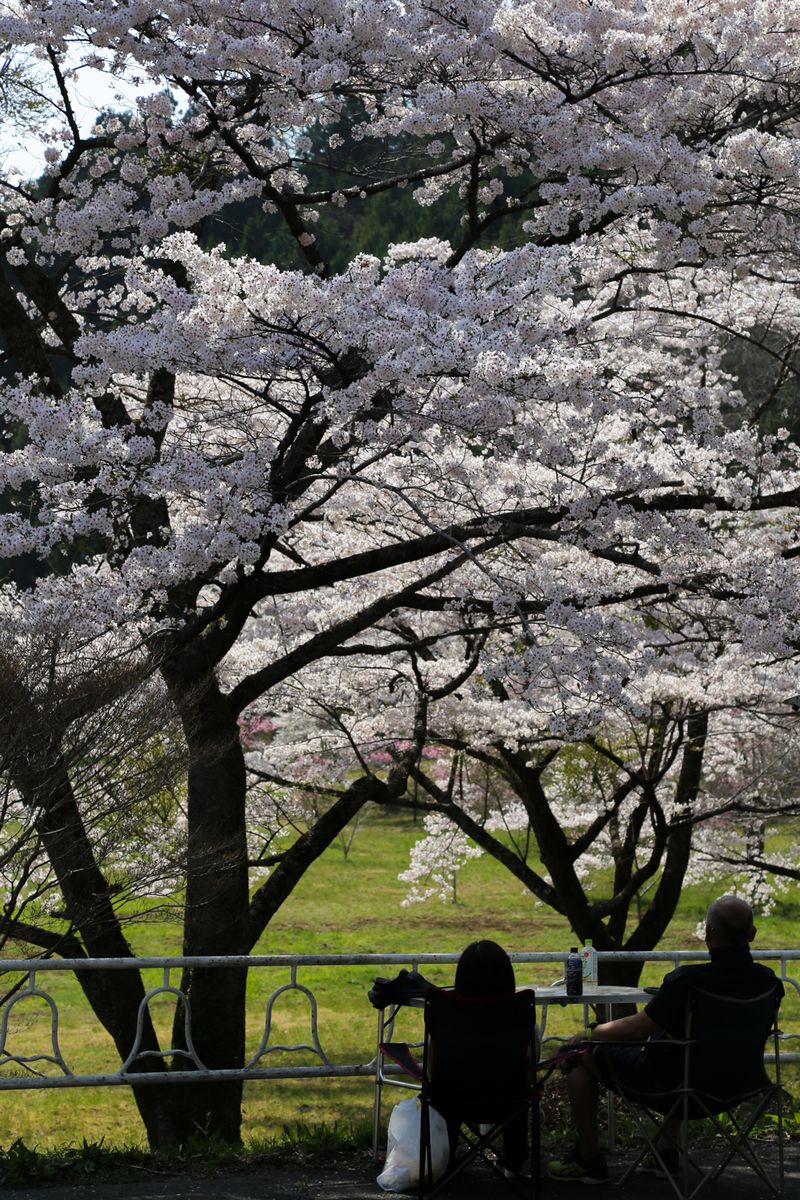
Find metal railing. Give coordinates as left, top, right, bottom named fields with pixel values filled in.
left=0, top=950, right=796, bottom=1090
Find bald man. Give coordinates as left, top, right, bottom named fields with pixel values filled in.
left=547, top=896, right=784, bottom=1185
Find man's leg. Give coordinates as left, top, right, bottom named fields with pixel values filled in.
left=547, top=1050, right=609, bottom=1183
left=657, top=1117, right=681, bottom=1149
left=565, top=1049, right=602, bottom=1159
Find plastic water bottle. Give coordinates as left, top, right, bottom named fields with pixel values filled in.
left=581, top=939, right=598, bottom=985
left=565, top=946, right=583, bottom=997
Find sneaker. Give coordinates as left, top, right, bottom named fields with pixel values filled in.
left=640, top=1146, right=680, bottom=1177
left=547, top=1145, right=609, bottom=1184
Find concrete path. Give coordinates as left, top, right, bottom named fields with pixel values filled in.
left=0, top=1148, right=795, bottom=1200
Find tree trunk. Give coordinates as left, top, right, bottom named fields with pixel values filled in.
left=625, top=712, right=707, bottom=952
left=598, top=715, right=708, bottom=990
left=596, top=956, right=645, bottom=987
left=165, top=668, right=251, bottom=1145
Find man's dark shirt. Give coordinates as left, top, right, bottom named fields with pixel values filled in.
left=641, top=945, right=783, bottom=1084
left=645, top=945, right=784, bottom=1036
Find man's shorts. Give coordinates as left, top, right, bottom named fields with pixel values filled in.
left=593, top=1043, right=679, bottom=1114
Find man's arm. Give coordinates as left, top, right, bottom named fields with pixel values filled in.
left=591, top=1010, right=661, bottom=1042
left=565, top=1007, right=662, bottom=1050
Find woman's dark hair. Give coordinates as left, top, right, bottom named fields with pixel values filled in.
left=454, top=939, right=516, bottom=997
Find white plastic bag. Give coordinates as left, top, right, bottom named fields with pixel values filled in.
left=376, top=1096, right=450, bottom=1192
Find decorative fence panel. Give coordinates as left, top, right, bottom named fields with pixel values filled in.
left=0, top=950, right=796, bottom=1091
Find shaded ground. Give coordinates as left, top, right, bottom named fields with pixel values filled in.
left=0, top=1147, right=794, bottom=1200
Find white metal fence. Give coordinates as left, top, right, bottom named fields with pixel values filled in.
left=0, top=950, right=796, bottom=1090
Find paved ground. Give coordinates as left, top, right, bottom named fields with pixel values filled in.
left=0, top=1148, right=795, bottom=1200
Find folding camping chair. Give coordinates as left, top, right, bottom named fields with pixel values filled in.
left=614, top=985, right=784, bottom=1200
left=417, top=987, right=539, bottom=1198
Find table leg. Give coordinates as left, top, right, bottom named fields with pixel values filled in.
left=372, top=1007, right=385, bottom=1162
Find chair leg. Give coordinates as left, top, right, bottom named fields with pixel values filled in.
left=418, top=1097, right=430, bottom=1200
left=697, top=1094, right=783, bottom=1200
left=420, top=1122, right=497, bottom=1200
left=677, top=1097, right=784, bottom=1200
left=421, top=1108, right=538, bottom=1200
left=613, top=1099, right=691, bottom=1200
left=531, top=1096, right=540, bottom=1200
left=680, top=1101, right=689, bottom=1200
left=614, top=1103, right=672, bottom=1188
left=777, top=1087, right=785, bottom=1199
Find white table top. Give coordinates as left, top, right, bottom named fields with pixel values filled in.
left=529, top=984, right=652, bottom=1005
left=379, top=983, right=653, bottom=1011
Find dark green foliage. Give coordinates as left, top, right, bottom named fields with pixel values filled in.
left=199, top=99, right=528, bottom=271
left=722, top=331, right=800, bottom=444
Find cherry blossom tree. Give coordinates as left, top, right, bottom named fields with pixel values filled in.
left=2, top=0, right=800, bottom=1146
left=256, top=620, right=800, bottom=983
left=682, top=711, right=800, bottom=905
left=400, top=811, right=483, bottom=906
left=0, top=609, right=193, bottom=1145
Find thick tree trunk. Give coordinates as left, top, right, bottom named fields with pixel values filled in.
left=596, top=956, right=645, bottom=987
left=164, top=668, right=251, bottom=1145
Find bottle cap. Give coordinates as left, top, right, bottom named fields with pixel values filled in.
left=585, top=939, right=592, bottom=947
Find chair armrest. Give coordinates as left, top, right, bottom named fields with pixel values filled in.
left=379, top=1041, right=423, bottom=1080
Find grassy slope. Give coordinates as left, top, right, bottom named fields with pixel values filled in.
left=0, top=809, right=796, bottom=1149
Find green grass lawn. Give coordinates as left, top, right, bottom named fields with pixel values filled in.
left=0, top=808, right=796, bottom=1151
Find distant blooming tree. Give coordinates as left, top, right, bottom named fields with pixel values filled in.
left=2, top=0, right=800, bottom=1146
left=399, top=811, right=483, bottom=906
left=681, top=712, right=800, bottom=905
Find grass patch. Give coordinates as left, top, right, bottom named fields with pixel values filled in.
left=0, top=1121, right=379, bottom=1188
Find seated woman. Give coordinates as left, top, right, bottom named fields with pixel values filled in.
left=451, top=939, right=530, bottom=1176
left=455, top=938, right=517, bottom=998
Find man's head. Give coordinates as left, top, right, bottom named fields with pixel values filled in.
left=705, top=895, right=756, bottom=949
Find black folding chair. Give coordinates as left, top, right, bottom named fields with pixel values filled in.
left=614, top=985, right=784, bottom=1200
left=417, top=988, right=539, bottom=1198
